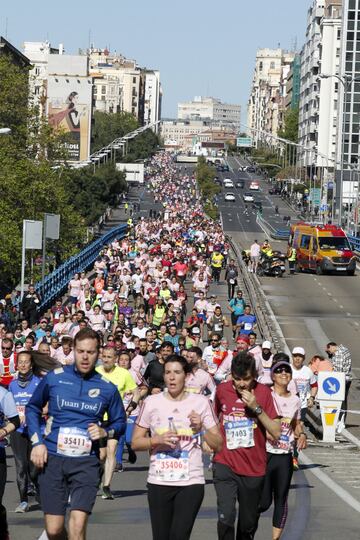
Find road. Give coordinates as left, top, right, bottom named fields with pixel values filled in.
left=5, top=160, right=360, bottom=539
left=218, top=155, right=360, bottom=438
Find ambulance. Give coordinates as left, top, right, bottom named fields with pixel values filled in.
left=289, top=222, right=356, bottom=275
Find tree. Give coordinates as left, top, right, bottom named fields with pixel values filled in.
left=91, top=111, right=138, bottom=152
left=278, top=107, right=299, bottom=143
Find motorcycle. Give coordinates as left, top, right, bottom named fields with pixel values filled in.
left=257, top=251, right=286, bottom=277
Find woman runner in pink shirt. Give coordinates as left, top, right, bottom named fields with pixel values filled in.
left=132, top=354, right=222, bottom=540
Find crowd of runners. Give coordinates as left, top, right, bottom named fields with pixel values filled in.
left=0, top=151, right=353, bottom=540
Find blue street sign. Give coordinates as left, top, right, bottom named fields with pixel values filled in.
left=323, top=377, right=340, bottom=395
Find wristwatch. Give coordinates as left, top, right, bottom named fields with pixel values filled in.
left=253, top=405, right=263, bottom=415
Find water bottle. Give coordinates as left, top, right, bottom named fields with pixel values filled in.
left=168, top=416, right=181, bottom=457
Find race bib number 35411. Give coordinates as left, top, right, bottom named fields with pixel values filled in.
left=225, top=419, right=255, bottom=449
left=57, top=427, right=92, bottom=457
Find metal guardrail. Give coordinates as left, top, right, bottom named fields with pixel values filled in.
left=31, top=224, right=127, bottom=312
left=256, top=214, right=290, bottom=241
left=227, top=236, right=289, bottom=353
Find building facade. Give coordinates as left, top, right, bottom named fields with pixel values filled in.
left=247, top=48, right=295, bottom=143
left=285, top=54, right=301, bottom=110
left=89, top=47, right=162, bottom=127
left=298, top=1, right=324, bottom=167
left=177, top=96, right=241, bottom=129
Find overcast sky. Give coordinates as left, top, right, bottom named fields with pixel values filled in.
left=1, top=0, right=310, bottom=121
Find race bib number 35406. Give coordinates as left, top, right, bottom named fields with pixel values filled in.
left=57, top=427, right=92, bottom=457
left=155, top=450, right=189, bottom=482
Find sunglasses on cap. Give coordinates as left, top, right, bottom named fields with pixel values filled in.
left=273, top=365, right=292, bottom=375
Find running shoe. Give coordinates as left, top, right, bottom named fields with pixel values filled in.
left=128, top=447, right=137, bottom=464
left=292, top=457, right=299, bottom=471
left=115, top=463, right=124, bottom=473
left=101, top=486, right=114, bottom=500
left=15, top=501, right=29, bottom=513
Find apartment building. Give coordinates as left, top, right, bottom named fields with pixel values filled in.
left=247, top=48, right=295, bottom=143
left=177, top=96, right=241, bottom=129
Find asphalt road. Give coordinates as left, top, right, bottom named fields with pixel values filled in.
left=218, top=155, right=360, bottom=436
left=5, top=444, right=360, bottom=540
left=5, top=160, right=360, bottom=539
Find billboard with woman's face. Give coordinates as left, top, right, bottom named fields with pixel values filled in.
left=48, top=75, right=92, bottom=161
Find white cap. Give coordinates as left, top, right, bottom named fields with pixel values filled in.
left=262, top=341, right=272, bottom=350
left=292, top=346, right=305, bottom=356
left=126, top=342, right=135, bottom=350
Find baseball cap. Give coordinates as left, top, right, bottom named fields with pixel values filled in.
left=126, top=342, right=135, bottom=350
left=262, top=341, right=272, bottom=350
left=191, top=327, right=200, bottom=335
left=292, top=346, right=305, bottom=356
left=236, top=335, right=249, bottom=344
left=40, top=318, right=47, bottom=323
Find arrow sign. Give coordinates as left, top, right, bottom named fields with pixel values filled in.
left=323, top=377, right=340, bottom=395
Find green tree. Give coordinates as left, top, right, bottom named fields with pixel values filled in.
left=91, top=111, right=138, bottom=152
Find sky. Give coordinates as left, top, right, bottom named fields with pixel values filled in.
left=1, top=0, right=311, bottom=121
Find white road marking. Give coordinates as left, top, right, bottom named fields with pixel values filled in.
left=328, top=292, right=332, bottom=296
left=300, top=452, right=360, bottom=514
left=347, top=312, right=352, bottom=317
left=333, top=298, right=338, bottom=302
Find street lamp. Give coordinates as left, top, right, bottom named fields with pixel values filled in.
left=0, top=127, right=11, bottom=135
left=320, top=73, right=360, bottom=227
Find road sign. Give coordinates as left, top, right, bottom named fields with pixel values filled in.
left=237, top=137, right=253, bottom=148
left=309, top=188, right=321, bottom=206
left=317, top=371, right=345, bottom=401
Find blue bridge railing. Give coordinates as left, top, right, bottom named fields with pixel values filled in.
left=348, top=235, right=360, bottom=253
left=33, top=224, right=127, bottom=312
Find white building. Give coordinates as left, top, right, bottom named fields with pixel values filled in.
left=143, top=70, right=162, bottom=130
left=177, top=96, right=241, bottom=129
left=317, top=1, right=342, bottom=168
left=23, top=41, right=65, bottom=114
left=247, top=49, right=295, bottom=143
left=298, top=1, right=324, bottom=167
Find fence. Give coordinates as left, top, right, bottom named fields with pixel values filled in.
left=256, top=214, right=290, bottom=240
left=32, top=224, right=127, bottom=312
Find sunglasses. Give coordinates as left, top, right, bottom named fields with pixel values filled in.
left=211, top=339, right=219, bottom=343
left=273, top=366, right=292, bottom=375
left=1, top=346, right=12, bottom=351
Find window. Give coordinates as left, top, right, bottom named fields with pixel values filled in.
left=259, top=61, right=263, bottom=71
left=270, top=62, right=275, bottom=69
left=300, top=235, right=311, bottom=249
left=101, top=85, right=106, bottom=94
left=133, top=77, right=136, bottom=84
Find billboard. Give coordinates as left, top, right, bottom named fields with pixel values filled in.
left=237, top=137, right=253, bottom=148
left=48, top=74, right=92, bottom=161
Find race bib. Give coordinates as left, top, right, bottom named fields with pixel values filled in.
left=229, top=279, right=235, bottom=284
left=16, top=405, right=26, bottom=424
left=214, top=323, right=222, bottom=332
left=155, top=450, right=189, bottom=482
left=57, top=427, right=92, bottom=457
left=185, top=386, right=201, bottom=394
left=244, top=322, right=252, bottom=331
left=225, top=419, right=255, bottom=449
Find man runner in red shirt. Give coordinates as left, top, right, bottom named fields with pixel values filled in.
left=213, top=352, right=281, bottom=540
